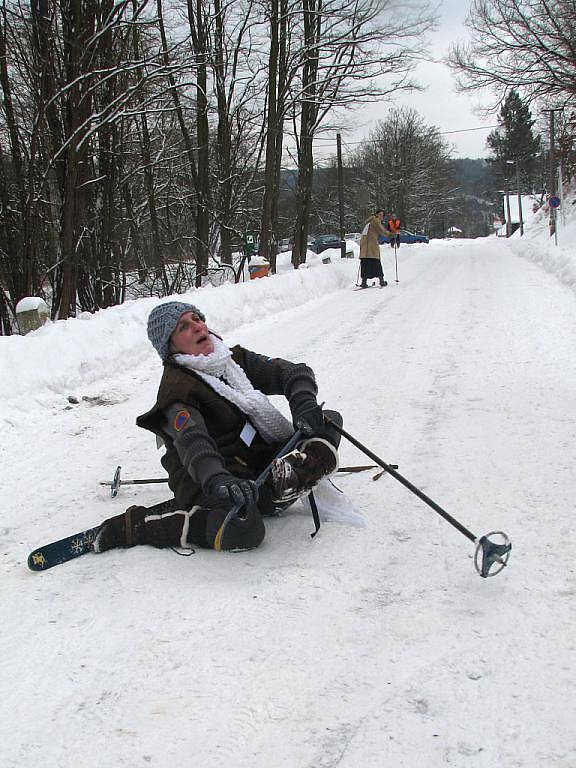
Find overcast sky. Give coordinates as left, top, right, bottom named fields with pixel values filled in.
left=313, top=0, right=497, bottom=163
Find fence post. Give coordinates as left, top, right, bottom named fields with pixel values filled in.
left=15, top=297, right=50, bottom=335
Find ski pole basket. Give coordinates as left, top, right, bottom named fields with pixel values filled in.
left=474, top=531, right=512, bottom=578
left=325, top=416, right=512, bottom=579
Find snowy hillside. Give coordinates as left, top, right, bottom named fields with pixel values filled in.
left=2, top=208, right=576, bottom=768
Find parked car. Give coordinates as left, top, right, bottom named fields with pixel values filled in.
left=345, top=232, right=362, bottom=243
left=379, top=228, right=429, bottom=245
left=277, top=238, right=291, bottom=252
left=309, top=234, right=346, bottom=254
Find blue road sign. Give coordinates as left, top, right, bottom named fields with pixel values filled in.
left=549, top=196, right=561, bottom=208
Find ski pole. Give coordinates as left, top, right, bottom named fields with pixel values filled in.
left=100, top=466, right=168, bottom=497
left=339, top=464, right=387, bottom=473
left=101, top=464, right=381, bottom=497
left=324, top=416, right=511, bottom=578
left=371, top=466, right=399, bottom=481
left=394, top=243, right=399, bottom=283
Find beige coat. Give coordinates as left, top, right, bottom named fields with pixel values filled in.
left=359, top=215, right=390, bottom=259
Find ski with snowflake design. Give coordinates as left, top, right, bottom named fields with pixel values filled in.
left=27, top=526, right=101, bottom=571
left=27, top=497, right=178, bottom=571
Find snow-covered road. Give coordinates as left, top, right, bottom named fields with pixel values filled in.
left=2, top=237, right=576, bottom=767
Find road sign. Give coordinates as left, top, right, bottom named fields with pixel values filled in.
left=243, top=233, right=256, bottom=256
left=549, top=196, right=561, bottom=209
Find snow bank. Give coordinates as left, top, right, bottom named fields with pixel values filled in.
left=506, top=187, right=576, bottom=290
left=0, top=255, right=354, bottom=418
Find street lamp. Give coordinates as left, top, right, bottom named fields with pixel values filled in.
left=506, top=159, right=524, bottom=236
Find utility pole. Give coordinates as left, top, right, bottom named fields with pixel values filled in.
left=546, top=109, right=557, bottom=197
left=542, top=107, right=563, bottom=239
left=504, top=178, right=511, bottom=238
left=516, top=162, right=524, bottom=236
left=336, top=133, right=346, bottom=258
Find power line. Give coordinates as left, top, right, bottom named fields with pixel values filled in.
left=440, top=124, right=498, bottom=135
left=311, top=124, right=499, bottom=145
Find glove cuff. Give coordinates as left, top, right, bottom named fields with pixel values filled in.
left=204, top=471, right=233, bottom=496
left=289, top=389, right=318, bottom=412
left=285, top=371, right=318, bottom=402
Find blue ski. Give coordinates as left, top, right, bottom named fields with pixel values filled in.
left=27, top=497, right=178, bottom=571
left=28, top=526, right=101, bottom=571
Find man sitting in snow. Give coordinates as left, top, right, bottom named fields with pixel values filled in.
left=94, top=301, right=341, bottom=553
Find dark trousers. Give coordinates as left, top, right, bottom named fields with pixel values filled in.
left=360, top=258, right=384, bottom=281
left=194, top=410, right=343, bottom=550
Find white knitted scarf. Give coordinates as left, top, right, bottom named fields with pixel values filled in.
left=173, top=336, right=294, bottom=444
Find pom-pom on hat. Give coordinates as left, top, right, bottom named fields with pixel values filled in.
left=147, top=301, right=206, bottom=361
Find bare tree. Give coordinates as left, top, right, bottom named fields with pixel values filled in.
left=0, top=0, right=177, bottom=327
left=448, top=0, right=576, bottom=107
left=210, top=0, right=267, bottom=266
left=351, top=107, right=452, bottom=233
left=0, top=1, right=33, bottom=323
left=258, top=0, right=299, bottom=270
left=0, top=0, right=441, bottom=330
left=289, top=0, right=436, bottom=267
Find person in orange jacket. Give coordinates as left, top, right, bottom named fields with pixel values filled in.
left=388, top=213, right=401, bottom=248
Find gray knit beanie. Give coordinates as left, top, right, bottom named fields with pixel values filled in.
left=147, top=301, right=206, bottom=361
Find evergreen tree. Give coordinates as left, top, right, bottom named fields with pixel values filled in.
left=486, top=91, right=541, bottom=192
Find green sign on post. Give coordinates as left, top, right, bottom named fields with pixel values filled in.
left=243, top=233, right=256, bottom=257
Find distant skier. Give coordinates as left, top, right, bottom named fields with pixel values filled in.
left=359, top=209, right=390, bottom=288
left=388, top=213, right=401, bottom=248
left=93, top=302, right=342, bottom=554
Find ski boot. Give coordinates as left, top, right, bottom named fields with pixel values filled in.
left=93, top=505, right=195, bottom=552
left=269, top=438, right=339, bottom=503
